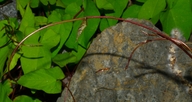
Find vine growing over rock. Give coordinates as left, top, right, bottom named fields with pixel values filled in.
left=0, top=0, right=191, bottom=101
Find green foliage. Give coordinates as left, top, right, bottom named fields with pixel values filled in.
left=0, top=0, right=191, bottom=101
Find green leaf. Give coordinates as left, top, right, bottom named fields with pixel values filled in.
left=30, top=0, right=39, bottom=8
left=40, top=0, right=48, bottom=5
left=72, top=44, right=87, bottom=63
left=107, top=0, right=128, bottom=25
left=17, top=0, right=30, bottom=8
left=64, top=20, right=81, bottom=51
left=35, top=16, right=48, bottom=26
left=100, top=0, right=128, bottom=30
left=122, top=4, right=142, bottom=18
left=17, top=67, right=64, bottom=94
left=16, top=0, right=25, bottom=17
left=99, top=18, right=109, bottom=31
left=65, top=2, right=81, bottom=17
left=95, top=0, right=113, bottom=10
left=136, top=0, right=147, bottom=2
left=4, top=53, right=21, bottom=73
left=138, top=0, right=166, bottom=20
left=41, top=29, right=60, bottom=49
left=61, top=0, right=82, bottom=6
left=78, top=0, right=100, bottom=48
left=20, top=27, right=51, bottom=74
left=13, top=95, right=41, bottom=102
left=47, top=0, right=56, bottom=5
left=0, top=80, right=12, bottom=102
left=52, top=52, right=77, bottom=67
left=51, top=14, right=73, bottom=57
left=19, top=4, right=35, bottom=33
left=48, top=11, right=61, bottom=33
left=160, top=0, right=192, bottom=39
left=21, top=46, right=51, bottom=74
left=0, top=20, right=10, bottom=78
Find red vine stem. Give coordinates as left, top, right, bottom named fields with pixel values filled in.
left=8, top=16, right=192, bottom=80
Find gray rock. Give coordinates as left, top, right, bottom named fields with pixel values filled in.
left=57, top=19, right=192, bottom=102
left=0, top=0, right=17, bottom=20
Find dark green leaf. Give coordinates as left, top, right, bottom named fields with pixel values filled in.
left=48, top=0, right=56, bottom=5
left=17, top=67, right=64, bottom=94
left=30, top=0, right=39, bottom=8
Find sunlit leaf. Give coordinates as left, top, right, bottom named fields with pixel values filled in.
left=138, top=0, right=166, bottom=20
left=19, top=4, right=35, bottom=33
left=122, top=4, right=142, bottom=18
left=160, top=0, right=192, bottom=39
left=13, top=95, right=41, bottom=102
left=17, top=67, right=64, bottom=94
left=78, top=0, right=100, bottom=48
left=0, top=80, right=12, bottom=102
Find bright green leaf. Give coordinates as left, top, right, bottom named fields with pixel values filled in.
left=65, top=2, right=81, bottom=17
left=13, top=95, right=41, bottom=102
left=0, top=20, right=10, bottom=78
left=100, top=0, right=128, bottom=30
left=19, top=4, right=35, bottom=33
left=122, top=4, right=142, bottom=18
left=160, top=0, right=192, bottom=39
left=138, top=0, right=166, bottom=20
left=40, top=0, right=48, bottom=5
left=51, top=14, right=73, bottom=57
left=35, top=16, right=48, bottom=26
left=0, top=80, right=12, bottom=102
left=48, top=11, right=61, bottom=33
left=95, top=0, right=113, bottom=10
left=4, top=53, right=21, bottom=73
left=64, top=20, right=81, bottom=51
left=17, top=67, right=64, bottom=94
left=53, top=52, right=77, bottom=67
left=78, top=0, right=100, bottom=48
left=21, top=46, right=51, bottom=74
left=17, top=0, right=30, bottom=8
left=99, top=18, right=109, bottom=31
left=16, top=0, right=25, bottom=17
left=41, top=29, right=60, bottom=49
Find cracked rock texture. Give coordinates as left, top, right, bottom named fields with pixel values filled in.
left=57, top=19, right=192, bottom=102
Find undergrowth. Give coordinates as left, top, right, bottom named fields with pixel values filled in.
left=0, top=0, right=192, bottom=102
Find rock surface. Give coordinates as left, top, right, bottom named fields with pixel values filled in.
left=57, top=19, right=192, bottom=102
left=0, top=0, right=17, bottom=20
